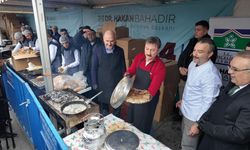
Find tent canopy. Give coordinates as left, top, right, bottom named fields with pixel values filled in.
left=0, top=0, right=192, bottom=13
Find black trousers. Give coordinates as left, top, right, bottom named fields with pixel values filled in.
left=127, top=92, right=159, bottom=134
left=99, top=102, right=121, bottom=118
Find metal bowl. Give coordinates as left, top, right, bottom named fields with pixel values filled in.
left=110, top=76, right=134, bottom=109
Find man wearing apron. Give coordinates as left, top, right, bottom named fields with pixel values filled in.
left=47, top=29, right=61, bottom=74
left=58, top=35, right=80, bottom=75
left=125, top=36, right=166, bottom=134
left=91, top=30, right=126, bottom=117
left=22, top=29, right=40, bottom=51
left=12, top=32, right=26, bottom=54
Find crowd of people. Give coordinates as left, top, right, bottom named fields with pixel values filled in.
left=11, top=21, right=250, bottom=150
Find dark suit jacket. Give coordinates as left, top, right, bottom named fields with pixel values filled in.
left=198, top=82, right=250, bottom=150
left=91, top=44, right=126, bottom=104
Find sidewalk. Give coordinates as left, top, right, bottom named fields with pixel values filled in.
left=152, top=114, right=182, bottom=150
left=1, top=110, right=33, bottom=150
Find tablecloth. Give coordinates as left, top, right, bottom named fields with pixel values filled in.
left=63, top=114, right=170, bottom=150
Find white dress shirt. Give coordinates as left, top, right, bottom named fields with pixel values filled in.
left=12, top=42, right=22, bottom=54
left=105, top=47, right=114, bottom=54
left=181, top=60, right=222, bottom=121
left=33, top=39, right=40, bottom=51
left=61, top=49, right=80, bottom=68
left=49, top=43, right=57, bottom=63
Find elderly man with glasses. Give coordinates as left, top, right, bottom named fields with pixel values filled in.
left=192, top=50, right=250, bottom=150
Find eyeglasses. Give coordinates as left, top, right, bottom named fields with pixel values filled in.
left=228, top=66, right=250, bottom=72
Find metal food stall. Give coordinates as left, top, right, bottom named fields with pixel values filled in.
left=2, top=63, right=171, bottom=149
left=1, top=0, right=171, bottom=149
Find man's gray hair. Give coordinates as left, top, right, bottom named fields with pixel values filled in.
left=22, top=29, right=32, bottom=36
left=146, top=36, right=161, bottom=49
left=235, top=50, right=250, bottom=61
left=52, top=25, right=58, bottom=31
left=235, top=51, right=250, bottom=69
left=14, top=32, right=23, bottom=40
left=197, top=38, right=215, bottom=52
left=59, top=35, right=69, bottom=44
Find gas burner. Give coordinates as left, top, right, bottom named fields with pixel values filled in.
left=41, top=90, right=84, bottom=104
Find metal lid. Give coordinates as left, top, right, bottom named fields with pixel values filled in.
left=110, top=76, right=134, bottom=109
left=105, top=130, right=139, bottom=150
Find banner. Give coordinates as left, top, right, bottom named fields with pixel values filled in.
left=41, top=0, right=235, bottom=57
left=209, top=17, right=250, bottom=87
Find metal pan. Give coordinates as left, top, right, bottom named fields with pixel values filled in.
left=61, top=101, right=88, bottom=115
left=61, top=91, right=103, bottom=115
left=110, top=76, right=134, bottom=109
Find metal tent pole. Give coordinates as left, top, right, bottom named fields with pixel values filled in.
left=31, top=0, right=53, bottom=93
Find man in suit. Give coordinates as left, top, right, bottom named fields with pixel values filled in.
left=91, top=30, right=126, bottom=117
left=190, top=50, right=250, bottom=150
left=79, top=29, right=102, bottom=86
left=51, top=25, right=61, bottom=42
left=73, top=25, right=91, bottom=50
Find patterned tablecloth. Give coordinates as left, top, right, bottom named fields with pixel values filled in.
left=63, top=114, right=171, bottom=150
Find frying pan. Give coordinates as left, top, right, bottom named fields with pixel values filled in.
left=61, top=91, right=103, bottom=115
left=61, top=100, right=88, bottom=115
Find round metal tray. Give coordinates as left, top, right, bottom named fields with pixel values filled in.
left=110, top=76, right=134, bottom=109
left=105, top=130, right=139, bottom=150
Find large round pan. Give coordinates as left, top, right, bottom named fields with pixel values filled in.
left=60, top=91, right=103, bottom=115
left=110, top=76, right=134, bottom=109
left=60, top=101, right=88, bottom=115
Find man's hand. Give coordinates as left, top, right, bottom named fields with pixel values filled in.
left=188, top=123, right=199, bottom=136
left=176, top=100, right=182, bottom=108
left=58, top=66, right=68, bottom=74
left=124, top=72, right=132, bottom=78
left=23, top=46, right=30, bottom=51
left=179, top=67, right=188, bottom=76
left=34, top=50, right=40, bottom=55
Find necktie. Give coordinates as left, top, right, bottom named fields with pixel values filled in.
left=227, top=85, right=239, bottom=96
